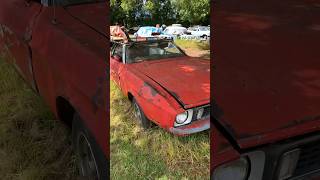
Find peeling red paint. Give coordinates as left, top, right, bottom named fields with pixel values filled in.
left=0, top=0, right=108, bottom=160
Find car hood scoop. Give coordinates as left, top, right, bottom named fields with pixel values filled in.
left=132, top=57, right=210, bottom=108
left=65, top=2, right=107, bottom=37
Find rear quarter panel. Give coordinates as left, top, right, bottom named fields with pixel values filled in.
left=31, top=6, right=108, bottom=156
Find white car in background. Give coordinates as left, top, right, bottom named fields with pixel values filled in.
left=188, top=26, right=210, bottom=39
left=162, top=26, right=188, bottom=36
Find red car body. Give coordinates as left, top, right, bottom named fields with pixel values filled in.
left=0, top=0, right=108, bottom=177
left=212, top=0, right=320, bottom=179
left=110, top=40, right=210, bottom=135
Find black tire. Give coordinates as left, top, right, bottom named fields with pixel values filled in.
left=72, top=113, right=109, bottom=180
left=132, top=98, right=152, bottom=129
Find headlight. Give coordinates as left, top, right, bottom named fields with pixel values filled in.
left=212, top=157, right=249, bottom=180
left=176, top=111, right=188, bottom=124
left=174, top=109, right=193, bottom=127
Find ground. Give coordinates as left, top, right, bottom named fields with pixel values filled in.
left=0, top=55, right=76, bottom=180
left=110, top=40, right=210, bottom=179
left=175, top=39, right=210, bottom=59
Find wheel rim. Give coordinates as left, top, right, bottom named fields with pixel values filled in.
left=78, top=133, right=99, bottom=179
left=133, top=102, right=142, bottom=121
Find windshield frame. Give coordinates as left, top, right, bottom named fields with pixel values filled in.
left=124, top=40, right=187, bottom=64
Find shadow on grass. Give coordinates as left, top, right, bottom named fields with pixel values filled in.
left=110, top=81, right=209, bottom=179
left=0, top=56, right=76, bottom=180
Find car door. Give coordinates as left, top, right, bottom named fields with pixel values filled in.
left=0, top=0, right=42, bottom=90
left=110, top=43, right=123, bottom=86
left=29, top=3, right=109, bottom=177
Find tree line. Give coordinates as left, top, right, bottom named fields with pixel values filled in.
left=111, top=0, right=210, bottom=28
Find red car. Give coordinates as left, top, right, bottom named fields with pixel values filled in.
left=110, top=38, right=210, bottom=135
left=0, top=0, right=108, bottom=179
left=212, top=0, right=320, bottom=179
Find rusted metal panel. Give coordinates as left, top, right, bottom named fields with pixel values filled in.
left=130, top=57, right=210, bottom=108
left=212, top=0, right=320, bottom=178
left=213, top=0, right=320, bottom=149
left=30, top=4, right=108, bottom=157
left=0, top=1, right=109, bottom=158
left=0, top=0, right=42, bottom=90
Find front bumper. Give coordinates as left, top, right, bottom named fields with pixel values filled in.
left=168, top=118, right=210, bottom=136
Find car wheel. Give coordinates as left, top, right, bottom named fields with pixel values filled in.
left=72, top=113, right=109, bottom=180
left=132, top=98, right=152, bottom=129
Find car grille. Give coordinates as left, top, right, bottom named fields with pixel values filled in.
left=192, top=105, right=210, bottom=121
left=202, top=106, right=210, bottom=118
left=293, top=140, right=320, bottom=177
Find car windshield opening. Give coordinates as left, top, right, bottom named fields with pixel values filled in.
left=126, top=41, right=185, bottom=64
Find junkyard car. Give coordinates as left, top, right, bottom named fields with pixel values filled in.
left=0, top=0, right=108, bottom=179
left=110, top=38, right=210, bottom=135
left=188, top=26, right=210, bottom=39
left=134, top=26, right=162, bottom=38
left=212, top=0, right=320, bottom=179
left=163, top=26, right=188, bottom=37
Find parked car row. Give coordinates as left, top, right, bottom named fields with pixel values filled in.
left=131, top=24, right=210, bottom=40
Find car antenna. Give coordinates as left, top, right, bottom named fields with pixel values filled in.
left=51, top=0, right=57, bottom=25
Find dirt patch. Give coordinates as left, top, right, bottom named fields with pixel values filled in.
left=184, top=48, right=210, bottom=59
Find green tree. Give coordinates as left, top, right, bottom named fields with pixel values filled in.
left=111, top=0, right=210, bottom=27
left=111, top=0, right=144, bottom=27
left=172, top=0, right=210, bottom=25
left=143, top=0, right=176, bottom=25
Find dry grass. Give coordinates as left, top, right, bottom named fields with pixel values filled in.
left=110, top=80, right=210, bottom=180
left=175, top=39, right=210, bottom=59
left=0, top=54, right=76, bottom=180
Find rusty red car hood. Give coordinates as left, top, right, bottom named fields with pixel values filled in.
left=131, top=57, right=210, bottom=109
left=65, top=2, right=107, bottom=36
left=214, top=0, right=320, bottom=150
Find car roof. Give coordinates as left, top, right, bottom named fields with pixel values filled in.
left=166, top=26, right=187, bottom=29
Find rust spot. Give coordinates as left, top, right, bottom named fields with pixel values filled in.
left=143, top=82, right=158, bottom=96
left=91, top=77, right=105, bottom=112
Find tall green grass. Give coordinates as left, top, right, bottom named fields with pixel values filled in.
left=110, top=81, right=210, bottom=180
left=0, top=56, right=76, bottom=179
